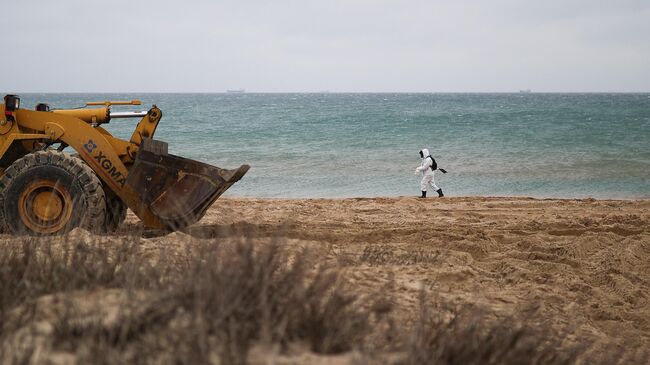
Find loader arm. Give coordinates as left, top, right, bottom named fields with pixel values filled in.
left=127, top=106, right=162, bottom=161
left=13, top=108, right=168, bottom=229
left=91, top=106, right=162, bottom=165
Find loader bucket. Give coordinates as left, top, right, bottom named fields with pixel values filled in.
left=126, top=138, right=249, bottom=230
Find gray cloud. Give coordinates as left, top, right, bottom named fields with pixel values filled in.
left=4, top=0, right=649, bottom=92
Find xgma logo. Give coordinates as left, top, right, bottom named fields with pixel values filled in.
left=83, top=139, right=126, bottom=188
left=84, top=140, right=97, bottom=153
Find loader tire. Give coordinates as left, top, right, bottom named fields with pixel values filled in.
left=104, top=194, right=127, bottom=232
left=0, top=151, right=106, bottom=235
left=71, top=153, right=126, bottom=233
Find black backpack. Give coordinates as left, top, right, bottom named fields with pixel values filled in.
left=426, top=155, right=437, bottom=171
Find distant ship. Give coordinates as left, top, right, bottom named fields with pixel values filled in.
left=226, top=89, right=245, bottom=94
left=519, top=89, right=532, bottom=93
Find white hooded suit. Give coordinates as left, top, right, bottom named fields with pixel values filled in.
left=415, top=148, right=440, bottom=192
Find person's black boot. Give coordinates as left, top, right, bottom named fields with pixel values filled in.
left=436, top=188, right=444, bottom=197
left=419, top=191, right=427, bottom=198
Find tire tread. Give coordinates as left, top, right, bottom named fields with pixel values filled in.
left=0, top=150, right=106, bottom=235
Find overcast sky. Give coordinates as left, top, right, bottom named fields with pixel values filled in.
left=4, top=0, right=649, bottom=92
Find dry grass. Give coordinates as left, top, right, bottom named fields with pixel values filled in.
left=402, top=292, right=584, bottom=365
left=1, top=232, right=647, bottom=364
left=401, top=292, right=649, bottom=365
left=0, top=234, right=372, bottom=364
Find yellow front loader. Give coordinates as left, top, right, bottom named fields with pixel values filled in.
left=0, top=94, right=249, bottom=235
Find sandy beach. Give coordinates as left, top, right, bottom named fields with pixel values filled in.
left=146, top=197, right=650, bottom=351
left=229, top=199, right=645, bottom=320
left=2, top=196, right=649, bottom=363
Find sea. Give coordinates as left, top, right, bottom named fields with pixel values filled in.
left=15, top=93, right=650, bottom=199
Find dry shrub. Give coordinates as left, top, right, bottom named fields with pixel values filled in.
left=293, top=269, right=370, bottom=353
left=146, top=239, right=371, bottom=363
left=400, top=292, right=649, bottom=365
left=0, top=238, right=144, bottom=324
left=360, top=245, right=441, bottom=266
left=0, top=234, right=371, bottom=365
left=402, top=303, right=582, bottom=365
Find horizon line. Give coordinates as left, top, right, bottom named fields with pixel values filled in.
left=7, top=91, right=650, bottom=94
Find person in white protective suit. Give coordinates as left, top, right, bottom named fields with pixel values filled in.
left=414, top=148, right=444, bottom=198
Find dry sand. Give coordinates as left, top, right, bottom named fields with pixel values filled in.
left=4, top=196, right=650, bottom=362
left=174, top=197, right=650, bottom=351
